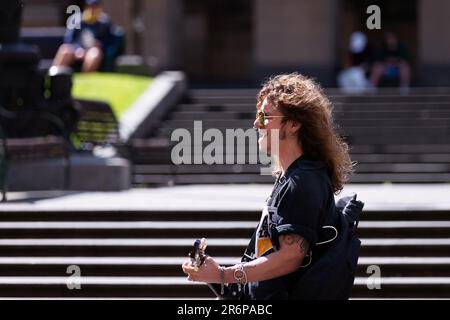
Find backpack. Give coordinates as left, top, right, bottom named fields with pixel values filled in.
left=290, top=193, right=364, bottom=300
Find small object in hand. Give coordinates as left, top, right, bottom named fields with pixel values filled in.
left=187, top=238, right=242, bottom=300
left=189, top=238, right=207, bottom=271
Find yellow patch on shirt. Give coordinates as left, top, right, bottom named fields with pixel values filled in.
left=257, top=238, right=273, bottom=257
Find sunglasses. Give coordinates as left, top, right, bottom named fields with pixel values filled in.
left=256, top=110, right=285, bottom=126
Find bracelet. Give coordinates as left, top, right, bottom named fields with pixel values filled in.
left=233, top=263, right=248, bottom=292
left=219, top=266, right=225, bottom=295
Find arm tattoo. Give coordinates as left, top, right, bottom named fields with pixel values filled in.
left=283, top=234, right=297, bottom=246
left=280, top=234, right=310, bottom=255
left=299, top=238, right=309, bottom=254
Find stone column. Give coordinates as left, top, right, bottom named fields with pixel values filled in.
left=101, top=0, right=134, bottom=54
left=418, top=0, right=450, bottom=85
left=139, top=0, right=183, bottom=72
left=253, top=0, right=339, bottom=86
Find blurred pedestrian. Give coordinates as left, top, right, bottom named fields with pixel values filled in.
left=52, top=0, right=113, bottom=72
left=370, top=32, right=412, bottom=92
left=337, top=31, right=372, bottom=93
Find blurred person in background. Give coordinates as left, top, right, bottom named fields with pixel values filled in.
left=52, top=0, right=113, bottom=72
left=370, top=32, right=412, bottom=93
left=337, top=31, right=372, bottom=93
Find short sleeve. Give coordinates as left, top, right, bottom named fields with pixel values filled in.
left=271, top=173, right=326, bottom=248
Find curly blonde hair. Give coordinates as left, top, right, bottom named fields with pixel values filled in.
left=257, top=73, right=354, bottom=194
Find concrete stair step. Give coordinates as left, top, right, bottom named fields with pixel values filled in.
left=351, top=277, right=450, bottom=298
left=0, top=276, right=209, bottom=298
left=132, top=163, right=450, bottom=174
left=169, top=110, right=450, bottom=121
left=0, top=210, right=449, bottom=222
left=360, top=238, right=450, bottom=256
left=0, top=276, right=448, bottom=298
left=0, top=210, right=262, bottom=222
left=0, top=238, right=449, bottom=257
left=352, top=154, right=450, bottom=163
left=351, top=144, right=450, bottom=153
left=163, top=118, right=450, bottom=129
left=176, top=101, right=450, bottom=113
left=189, top=88, right=450, bottom=97
left=134, top=173, right=274, bottom=185
left=188, top=94, right=450, bottom=106
left=0, top=257, right=449, bottom=277
left=357, top=257, right=450, bottom=277
left=0, top=238, right=248, bottom=257
left=0, top=221, right=257, bottom=239
left=0, top=257, right=238, bottom=277
left=131, top=143, right=450, bottom=157
left=156, top=128, right=450, bottom=145
left=348, top=173, right=450, bottom=183
left=357, top=221, right=450, bottom=238
left=0, top=221, right=449, bottom=238
left=134, top=172, right=450, bottom=184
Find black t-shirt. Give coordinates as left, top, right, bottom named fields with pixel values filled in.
left=242, top=155, right=337, bottom=300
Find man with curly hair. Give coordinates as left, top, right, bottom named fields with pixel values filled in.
left=183, top=73, right=354, bottom=299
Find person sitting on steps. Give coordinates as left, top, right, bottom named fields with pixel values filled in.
left=52, top=0, right=114, bottom=72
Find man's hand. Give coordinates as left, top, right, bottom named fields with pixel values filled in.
left=182, top=256, right=221, bottom=283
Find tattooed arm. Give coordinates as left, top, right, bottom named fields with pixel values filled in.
left=278, top=233, right=310, bottom=256
left=221, top=234, right=310, bottom=283
left=183, top=233, right=310, bottom=284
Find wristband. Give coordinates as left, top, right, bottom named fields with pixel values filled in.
left=233, top=263, right=248, bottom=292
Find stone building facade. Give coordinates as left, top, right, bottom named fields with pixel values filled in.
left=21, top=0, right=450, bottom=86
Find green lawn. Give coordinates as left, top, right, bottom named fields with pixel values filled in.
left=72, top=73, right=153, bottom=119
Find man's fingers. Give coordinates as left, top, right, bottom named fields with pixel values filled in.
left=204, top=256, right=212, bottom=264
left=182, top=262, right=194, bottom=274
left=187, top=275, right=195, bottom=281
left=182, top=265, right=188, bottom=274
left=182, top=262, right=189, bottom=273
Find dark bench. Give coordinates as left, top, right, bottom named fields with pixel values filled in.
left=20, top=27, right=65, bottom=60
left=72, top=99, right=122, bottom=151
left=0, top=43, right=76, bottom=201
left=0, top=98, right=126, bottom=200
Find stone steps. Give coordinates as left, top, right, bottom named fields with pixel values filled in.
left=0, top=220, right=448, bottom=238
left=0, top=202, right=448, bottom=298
left=0, top=238, right=449, bottom=257
left=128, top=89, right=450, bottom=185
left=0, top=257, right=449, bottom=277
left=0, top=209, right=448, bottom=222
left=0, top=276, right=448, bottom=298
left=134, top=172, right=450, bottom=185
